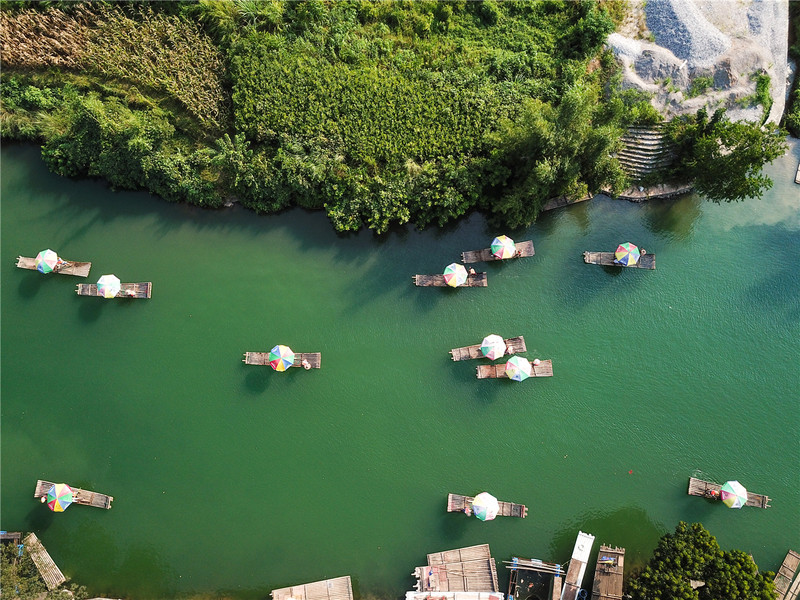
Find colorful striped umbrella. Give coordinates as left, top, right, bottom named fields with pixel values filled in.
left=35, top=249, right=60, bottom=274
left=491, top=235, right=516, bottom=260
left=720, top=480, right=748, bottom=509
left=443, top=263, right=468, bottom=288
left=45, top=483, right=73, bottom=512
left=268, top=345, right=295, bottom=372
left=614, top=242, right=640, bottom=266
left=471, top=492, right=500, bottom=521
left=505, top=356, right=533, bottom=381
left=480, top=334, right=506, bottom=360
left=97, top=274, right=121, bottom=299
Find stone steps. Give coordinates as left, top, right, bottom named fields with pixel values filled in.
left=617, top=126, right=675, bottom=180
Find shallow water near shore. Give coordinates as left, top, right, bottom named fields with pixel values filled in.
left=2, top=141, right=798, bottom=599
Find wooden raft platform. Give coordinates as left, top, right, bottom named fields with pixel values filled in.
left=562, top=531, right=595, bottom=600
left=16, top=256, right=92, bottom=277
left=23, top=533, right=66, bottom=590
left=774, top=550, right=800, bottom=600
left=476, top=360, right=553, bottom=379
left=583, top=252, right=655, bottom=269
left=461, top=240, right=535, bottom=264
left=76, top=282, right=152, bottom=298
left=591, top=545, right=625, bottom=600
left=415, top=544, right=500, bottom=592
left=35, top=479, right=114, bottom=509
left=447, top=493, right=528, bottom=518
left=243, top=352, right=321, bottom=368
left=687, top=477, right=771, bottom=508
left=272, top=575, right=353, bottom=600
left=450, top=336, right=526, bottom=361
left=414, top=273, right=487, bottom=287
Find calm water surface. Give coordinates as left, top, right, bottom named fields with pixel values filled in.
left=2, top=142, right=799, bottom=599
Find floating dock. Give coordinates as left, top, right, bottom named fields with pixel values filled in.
left=23, top=533, right=66, bottom=590
left=34, top=479, right=114, bottom=509
left=272, top=575, right=353, bottom=600
left=590, top=545, right=625, bottom=600
left=687, top=477, right=771, bottom=508
left=774, top=550, right=800, bottom=600
left=583, top=252, right=655, bottom=269
left=76, top=282, right=152, bottom=298
left=447, top=493, right=528, bottom=518
left=450, top=336, right=526, bottom=361
left=414, top=273, right=487, bottom=287
left=461, top=240, right=535, bottom=264
left=476, top=360, right=553, bottom=379
left=243, top=352, right=321, bottom=368
left=506, top=557, right=564, bottom=600
left=16, top=256, right=91, bottom=277
left=561, top=531, right=595, bottom=600
left=414, top=544, right=500, bottom=592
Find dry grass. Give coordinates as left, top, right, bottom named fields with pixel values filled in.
left=0, top=7, right=92, bottom=68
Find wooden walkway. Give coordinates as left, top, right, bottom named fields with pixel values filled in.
left=76, top=282, right=152, bottom=298
left=16, top=256, right=91, bottom=277
left=243, top=352, right=321, bottom=368
left=414, top=273, right=487, bottom=287
left=476, top=360, right=553, bottom=379
left=23, top=533, right=66, bottom=590
left=562, top=531, right=595, bottom=600
left=583, top=252, right=655, bottom=269
left=450, top=336, right=526, bottom=361
left=35, top=479, right=114, bottom=509
left=774, top=550, right=800, bottom=600
left=447, top=493, right=527, bottom=518
left=415, top=544, right=500, bottom=592
left=687, top=477, right=771, bottom=508
left=272, top=575, right=353, bottom=600
left=591, top=545, right=625, bottom=600
left=461, top=240, right=535, bottom=264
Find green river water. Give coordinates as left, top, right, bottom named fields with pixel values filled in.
left=2, top=142, right=798, bottom=599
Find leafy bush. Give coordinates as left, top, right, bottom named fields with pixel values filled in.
left=687, top=76, right=713, bottom=98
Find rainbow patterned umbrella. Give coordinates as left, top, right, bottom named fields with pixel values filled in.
left=268, top=345, right=295, bottom=372
left=443, top=263, right=468, bottom=288
left=471, top=492, right=500, bottom=521
left=480, top=334, right=506, bottom=360
left=97, top=274, right=121, bottom=298
left=505, top=356, right=533, bottom=381
left=35, top=249, right=60, bottom=274
left=720, top=480, right=748, bottom=509
left=614, top=242, right=640, bottom=266
left=491, top=235, right=516, bottom=260
left=45, top=483, right=73, bottom=512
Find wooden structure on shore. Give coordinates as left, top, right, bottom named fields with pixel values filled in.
left=414, top=544, right=500, bottom=592
left=591, top=545, right=625, bottom=600
left=243, top=351, right=321, bottom=369
left=414, top=273, right=487, bottom=287
left=687, top=477, right=771, bottom=508
left=477, top=360, right=553, bottom=379
left=35, top=479, right=114, bottom=509
left=561, top=531, right=595, bottom=600
left=462, top=240, right=535, bottom=264
left=76, top=282, right=151, bottom=298
left=506, top=557, right=564, bottom=600
left=272, top=575, right=353, bottom=600
left=450, top=336, right=526, bottom=361
left=23, top=533, right=66, bottom=590
left=1, top=531, right=22, bottom=544
left=16, top=256, right=91, bottom=277
left=447, top=493, right=528, bottom=518
left=774, top=550, right=800, bottom=600
left=583, top=252, right=655, bottom=270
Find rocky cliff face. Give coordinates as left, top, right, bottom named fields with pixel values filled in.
left=608, top=0, right=789, bottom=124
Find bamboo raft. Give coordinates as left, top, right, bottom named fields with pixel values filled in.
left=447, top=493, right=528, bottom=518
left=243, top=352, right=321, bottom=368
left=476, top=360, right=553, bottom=379
left=75, top=282, right=152, bottom=298
left=583, top=252, right=655, bottom=269
left=16, top=256, right=91, bottom=277
left=461, top=240, right=535, bottom=264
left=414, top=544, right=500, bottom=593
left=23, top=533, right=66, bottom=590
left=687, top=477, right=771, bottom=508
left=591, top=545, right=625, bottom=600
left=450, top=336, right=526, bottom=361
left=272, top=575, right=353, bottom=600
left=413, top=273, right=487, bottom=287
left=774, top=550, right=800, bottom=600
left=34, top=479, right=114, bottom=509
